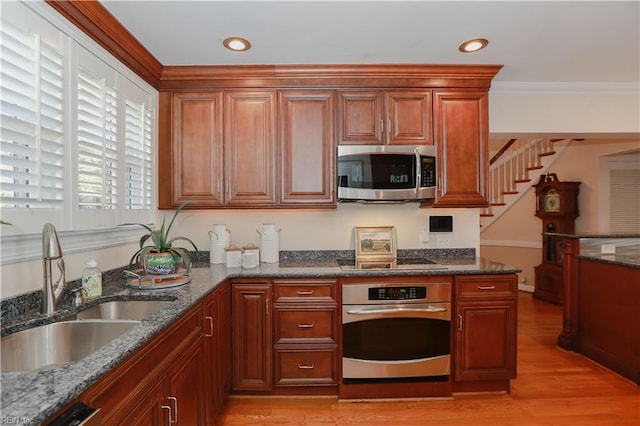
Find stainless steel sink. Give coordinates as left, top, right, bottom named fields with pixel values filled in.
left=76, top=300, right=173, bottom=321
left=1, top=320, right=140, bottom=372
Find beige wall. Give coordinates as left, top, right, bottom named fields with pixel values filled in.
left=480, top=138, right=640, bottom=290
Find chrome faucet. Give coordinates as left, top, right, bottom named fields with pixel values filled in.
left=41, top=223, right=66, bottom=314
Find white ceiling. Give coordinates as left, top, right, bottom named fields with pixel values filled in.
left=99, top=0, right=639, bottom=85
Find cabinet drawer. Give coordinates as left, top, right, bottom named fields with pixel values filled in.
left=455, top=275, right=517, bottom=300
left=274, top=309, right=336, bottom=343
left=273, top=280, right=336, bottom=303
left=275, top=348, right=337, bottom=386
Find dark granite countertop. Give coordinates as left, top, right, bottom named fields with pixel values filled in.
left=577, top=253, right=640, bottom=269
left=1, top=256, right=520, bottom=423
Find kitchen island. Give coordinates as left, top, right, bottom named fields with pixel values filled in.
left=552, top=234, right=640, bottom=385
left=1, top=254, right=520, bottom=424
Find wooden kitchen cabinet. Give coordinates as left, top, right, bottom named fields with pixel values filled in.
left=232, top=281, right=273, bottom=390
left=432, top=90, right=489, bottom=207
left=338, top=90, right=432, bottom=145
left=80, top=304, right=205, bottom=425
left=224, top=90, right=278, bottom=207
left=454, top=275, right=517, bottom=387
left=273, top=279, right=338, bottom=390
left=203, top=282, right=232, bottom=425
left=164, top=91, right=224, bottom=208
left=278, top=90, right=336, bottom=206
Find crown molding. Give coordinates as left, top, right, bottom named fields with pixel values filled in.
left=491, top=81, right=640, bottom=95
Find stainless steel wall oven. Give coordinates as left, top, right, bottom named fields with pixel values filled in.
left=342, top=280, right=451, bottom=382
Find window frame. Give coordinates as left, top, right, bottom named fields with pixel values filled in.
left=0, top=0, right=157, bottom=265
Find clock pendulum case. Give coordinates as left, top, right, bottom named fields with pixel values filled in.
left=533, top=173, right=580, bottom=305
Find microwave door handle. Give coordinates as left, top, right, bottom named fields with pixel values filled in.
left=415, top=151, right=421, bottom=195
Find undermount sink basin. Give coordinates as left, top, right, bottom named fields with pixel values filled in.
left=1, top=320, right=140, bottom=372
left=77, top=300, right=173, bottom=321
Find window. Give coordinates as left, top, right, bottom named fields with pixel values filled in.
left=610, top=167, right=640, bottom=233
left=0, top=1, right=156, bottom=263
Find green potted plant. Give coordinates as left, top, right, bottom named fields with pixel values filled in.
left=123, top=201, right=198, bottom=275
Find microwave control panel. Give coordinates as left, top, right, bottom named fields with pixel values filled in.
left=420, top=156, right=436, bottom=187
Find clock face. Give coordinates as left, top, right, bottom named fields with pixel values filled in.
left=543, top=189, right=560, bottom=212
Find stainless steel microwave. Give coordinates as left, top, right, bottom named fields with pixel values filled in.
left=337, top=145, right=436, bottom=202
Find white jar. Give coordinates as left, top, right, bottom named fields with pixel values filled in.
left=225, top=245, right=242, bottom=268
left=257, top=224, right=280, bottom=263
left=242, top=243, right=260, bottom=263
left=209, top=224, right=230, bottom=264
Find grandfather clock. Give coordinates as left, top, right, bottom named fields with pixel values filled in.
left=533, top=173, right=580, bottom=305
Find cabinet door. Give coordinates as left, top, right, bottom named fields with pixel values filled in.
left=338, top=91, right=383, bottom=145
left=386, top=91, right=433, bottom=145
left=224, top=90, right=277, bottom=206
left=171, top=92, right=224, bottom=207
left=455, top=300, right=517, bottom=382
left=203, top=284, right=232, bottom=424
left=278, top=90, right=336, bottom=206
left=232, top=283, right=273, bottom=390
left=433, top=90, right=489, bottom=207
left=166, top=338, right=205, bottom=425
left=117, top=379, right=165, bottom=426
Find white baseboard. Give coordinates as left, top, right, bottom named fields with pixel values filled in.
left=519, top=284, right=534, bottom=293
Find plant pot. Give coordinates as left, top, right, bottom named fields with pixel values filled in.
left=142, top=252, right=180, bottom=275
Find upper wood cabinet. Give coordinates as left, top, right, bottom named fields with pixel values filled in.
left=278, top=90, right=336, bottom=206
left=432, top=90, right=489, bottom=207
left=224, top=90, right=278, bottom=207
left=169, top=91, right=224, bottom=207
left=338, top=90, right=432, bottom=145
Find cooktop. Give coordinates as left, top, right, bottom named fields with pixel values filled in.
left=337, top=258, right=448, bottom=271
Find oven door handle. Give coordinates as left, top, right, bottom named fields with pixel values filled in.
left=346, top=306, right=447, bottom=315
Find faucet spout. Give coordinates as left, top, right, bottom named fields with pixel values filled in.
left=41, top=223, right=66, bottom=314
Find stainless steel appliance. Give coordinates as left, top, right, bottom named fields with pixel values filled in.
left=342, top=280, right=451, bottom=381
left=337, top=145, right=436, bottom=202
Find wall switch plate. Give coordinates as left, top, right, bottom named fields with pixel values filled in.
left=600, top=244, right=616, bottom=254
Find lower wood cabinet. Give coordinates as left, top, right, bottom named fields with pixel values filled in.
left=232, top=279, right=338, bottom=394
left=454, top=275, right=517, bottom=388
left=272, top=279, right=338, bottom=389
left=232, top=281, right=273, bottom=390
left=80, top=305, right=205, bottom=425
left=203, top=283, right=232, bottom=424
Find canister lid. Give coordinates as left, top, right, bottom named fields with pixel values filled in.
left=242, top=243, right=259, bottom=251
left=225, top=245, right=242, bottom=252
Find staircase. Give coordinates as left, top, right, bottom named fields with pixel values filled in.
left=480, top=138, right=570, bottom=231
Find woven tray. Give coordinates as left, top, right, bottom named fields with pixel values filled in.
left=124, top=269, right=192, bottom=290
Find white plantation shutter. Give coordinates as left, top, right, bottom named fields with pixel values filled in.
left=0, top=20, right=65, bottom=213
left=610, top=168, right=640, bottom=233
left=124, top=97, right=152, bottom=210
left=1, top=1, right=156, bottom=263
left=77, top=68, right=119, bottom=210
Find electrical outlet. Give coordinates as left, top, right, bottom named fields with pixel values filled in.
left=436, top=235, right=451, bottom=248
left=601, top=244, right=616, bottom=254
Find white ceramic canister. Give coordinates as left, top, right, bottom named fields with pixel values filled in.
left=242, top=243, right=260, bottom=263
left=209, top=224, right=230, bottom=264
left=225, top=245, right=242, bottom=268
left=257, top=223, right=280, bottom=263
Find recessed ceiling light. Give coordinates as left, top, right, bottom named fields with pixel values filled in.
left=458, top=38, right=489, bottom=53
left=223, top=37, right=251, bottom=52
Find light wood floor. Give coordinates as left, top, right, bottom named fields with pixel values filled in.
left=217, top=292, right=640, bottom=425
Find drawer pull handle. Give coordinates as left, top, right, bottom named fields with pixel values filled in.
left=298, top=364, right=315, bottom=369
left=297, top=290, right=314, bottom=295
left=297, top=323, right=315, bottom=328
left=477, top=285, right=496, bottom=290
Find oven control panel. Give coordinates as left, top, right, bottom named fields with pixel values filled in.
left=368, top=286, right=427, bottom=301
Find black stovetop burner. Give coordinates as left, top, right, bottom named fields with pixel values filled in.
left=337, top=257, right=446, bottom=271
